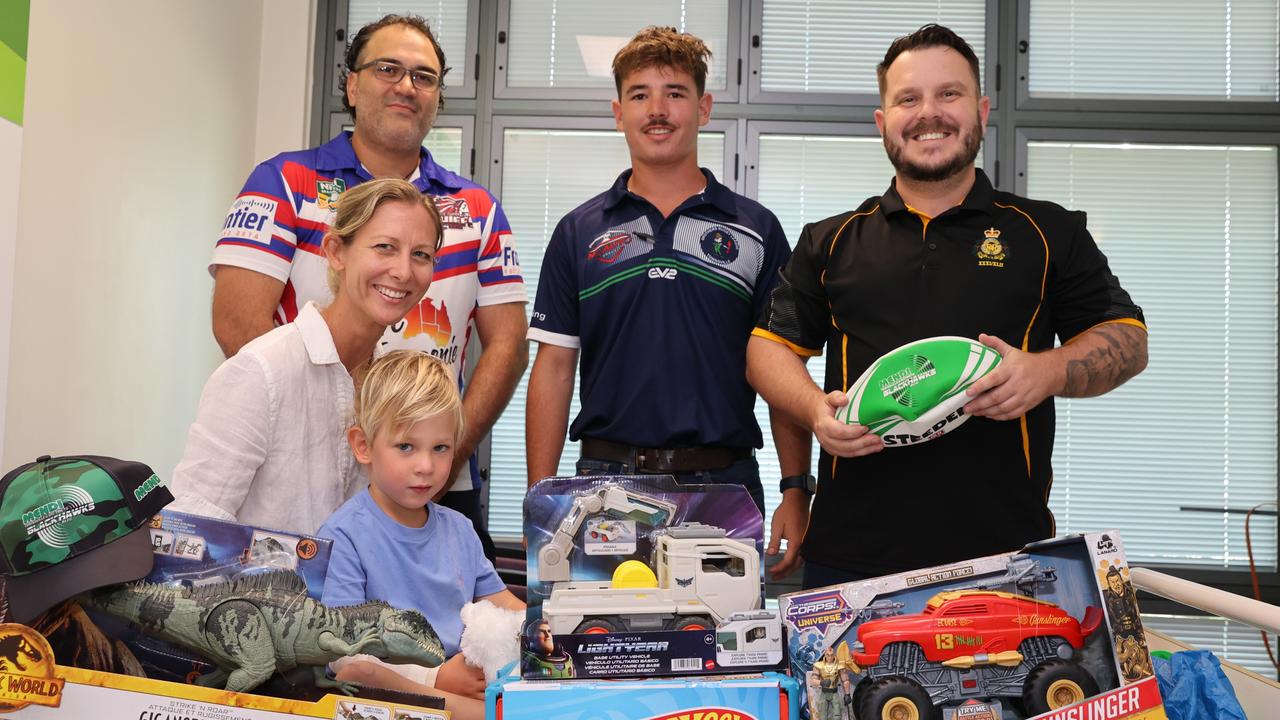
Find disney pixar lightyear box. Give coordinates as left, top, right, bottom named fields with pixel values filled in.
left=522, top=476, right=785, bottom=680
left=780, top=532, right=1165, bottom=720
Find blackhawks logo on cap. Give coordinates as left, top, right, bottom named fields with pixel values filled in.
left=0, top=624, right=63, bottom=711
left=0, top=461, right=155, bottom=574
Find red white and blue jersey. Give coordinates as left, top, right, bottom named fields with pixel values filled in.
left=211, top=132, right=525, bottom=489
left=528, top=170, right=790, bottom=449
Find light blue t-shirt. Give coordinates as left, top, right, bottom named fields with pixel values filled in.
left=318, top=489, right=506, bottom=655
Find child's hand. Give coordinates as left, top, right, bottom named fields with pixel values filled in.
left=434, top=654, right=487, bottom=699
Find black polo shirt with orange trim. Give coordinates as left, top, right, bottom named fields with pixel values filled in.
left=754, top=170, right=1145, bottom=577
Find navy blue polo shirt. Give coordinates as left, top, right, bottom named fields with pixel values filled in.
left=529, top=169, right=790, bottom=449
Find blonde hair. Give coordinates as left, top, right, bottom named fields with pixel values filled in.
left=355, top=350, right=463, bottom=444
left=325, top=177, right=444, bottom=296
left=612, top=26, right=712, bottom=96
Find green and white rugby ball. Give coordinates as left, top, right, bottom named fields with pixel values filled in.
left=834, top=336, right=1002, bottom=447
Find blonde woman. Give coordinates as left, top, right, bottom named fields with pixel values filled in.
left=171, top=178, right=443, bottom=534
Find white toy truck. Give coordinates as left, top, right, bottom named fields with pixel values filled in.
left=535, top=485, right=763, bottom=634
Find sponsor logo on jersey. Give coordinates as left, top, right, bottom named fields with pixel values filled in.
left=648, top=267, right=678, bottom=279
left=503, top=246, right=521, bottom=276
left=699, top=227, right=739, bottom=264
left=434, top=196, right=474, bottom=229
left=315, top=177, right=346, bottom=211
left=975, top=227, right=1006, bottom=268
left=395, top=298, right=460, bottom=366
left=222, top=196, right=277, bottom=244
left=587, top=230, right=632, bottom=264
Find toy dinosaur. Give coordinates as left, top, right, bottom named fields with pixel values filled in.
left=85, top=570, right=445, bottom=694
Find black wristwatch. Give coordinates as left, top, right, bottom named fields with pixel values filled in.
left=779, top=474, right=816, bottom=495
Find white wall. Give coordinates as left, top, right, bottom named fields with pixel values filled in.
left=2, top=0, right=314, bottom=475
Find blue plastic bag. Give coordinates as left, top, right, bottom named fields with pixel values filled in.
left=1152, top=649, right=1247, bottom=720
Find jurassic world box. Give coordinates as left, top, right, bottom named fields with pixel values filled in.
left=61, top=510, right=342, bottom=701
left=487, top=671, right=799, bottom=720
left=0, top=621, right=447, bottom=719
left=779, top=532, right=1166, bottom=720
left=522, top=476, right=784, bottom=681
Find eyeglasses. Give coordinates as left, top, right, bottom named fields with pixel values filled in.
left=354, top=60, right=446, bottom=92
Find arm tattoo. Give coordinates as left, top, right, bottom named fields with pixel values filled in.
left=1062, top=323, right=1148, bottom=397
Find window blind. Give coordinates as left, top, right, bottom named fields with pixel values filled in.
left=760, top=0, right=986, bottom=95
left=504, top=0, right=729, bottom=91
left=1028, top=0, right=1280, bottom=100
left=348, top=1, right=471, bottom=83
left=1028, top=141, right=1278, bottom=570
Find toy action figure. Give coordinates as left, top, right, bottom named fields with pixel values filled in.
left=808, top=646, right=851, bottom=720
left=521, top=618, right=576, bottom=679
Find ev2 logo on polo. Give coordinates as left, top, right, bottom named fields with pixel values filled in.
left=648, top=267, right=678, bottom=280
left=221, top=195, right=277, bottom=244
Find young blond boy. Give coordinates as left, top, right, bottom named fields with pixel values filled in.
left=319, top=350, right=523, bottom=696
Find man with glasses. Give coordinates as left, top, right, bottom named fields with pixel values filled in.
left=747, top=25, right=1148, bottom=588
left=209, top=14, right=527, bottom=563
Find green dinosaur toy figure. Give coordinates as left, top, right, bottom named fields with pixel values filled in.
left=85, top=570, right=445, bottom=695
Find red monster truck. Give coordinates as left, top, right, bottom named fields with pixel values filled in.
left=848, top=590, right=1103, bottom=720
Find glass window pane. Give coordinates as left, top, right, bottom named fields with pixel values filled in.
left=488, top=127, right=725, bottom=538
left=1028, top=0, right=1280, bottom=100
left=760, top=0, right=986, bottom=95
left=506, top=0, right=729, bottom=90
left=1029, top=141, right=1278, bottom=569
left=348, top=1, right=470, bottom=83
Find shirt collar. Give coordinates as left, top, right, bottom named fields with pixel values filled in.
left=602, top=168, right=738, bottom=218
left=880, top=168, right=997, bottom=217
left=317, top=131, right=463, bottom=193
left=295, top=302, right=342, bottom=366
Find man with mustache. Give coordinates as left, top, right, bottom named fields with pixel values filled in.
left=747, top=25, right=1148, bottom=588
left=209, top=14, right=527, bottom=561
left=526, top=27, right=806, bottom=552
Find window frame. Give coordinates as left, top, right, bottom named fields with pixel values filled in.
left=331, top=0, right=481, bottom=101
left=1014, top=0, right=1280, bottom=114
left=492, top=0, right=743, bottom=102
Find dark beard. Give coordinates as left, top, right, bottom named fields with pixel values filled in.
left=885, top=122, right=983, bottom=183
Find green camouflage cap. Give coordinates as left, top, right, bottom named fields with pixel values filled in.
left=0, top=455, right=173, bottom=622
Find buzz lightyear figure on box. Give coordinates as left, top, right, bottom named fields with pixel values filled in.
left=808, top=645, right=851, bottom=720
left=521, top=618, right=576, bottom=679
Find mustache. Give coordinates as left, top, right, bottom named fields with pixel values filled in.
left=642, top=121, right=676, bottom=132
left=903, top=121, right=956, bottom=138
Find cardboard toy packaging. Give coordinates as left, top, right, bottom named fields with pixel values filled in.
left=488, top=671, right=800, bottom=720
left=780, top=531, right=1166, bottom=720
left=522, top=476, right=784, bottom=680
left=0, top=621, right=448, bottom=719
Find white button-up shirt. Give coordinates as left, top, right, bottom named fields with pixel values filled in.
left=170, top=302, right=365, bottom=535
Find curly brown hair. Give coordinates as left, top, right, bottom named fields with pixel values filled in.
left=612, top=26, right=712, bottom=97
